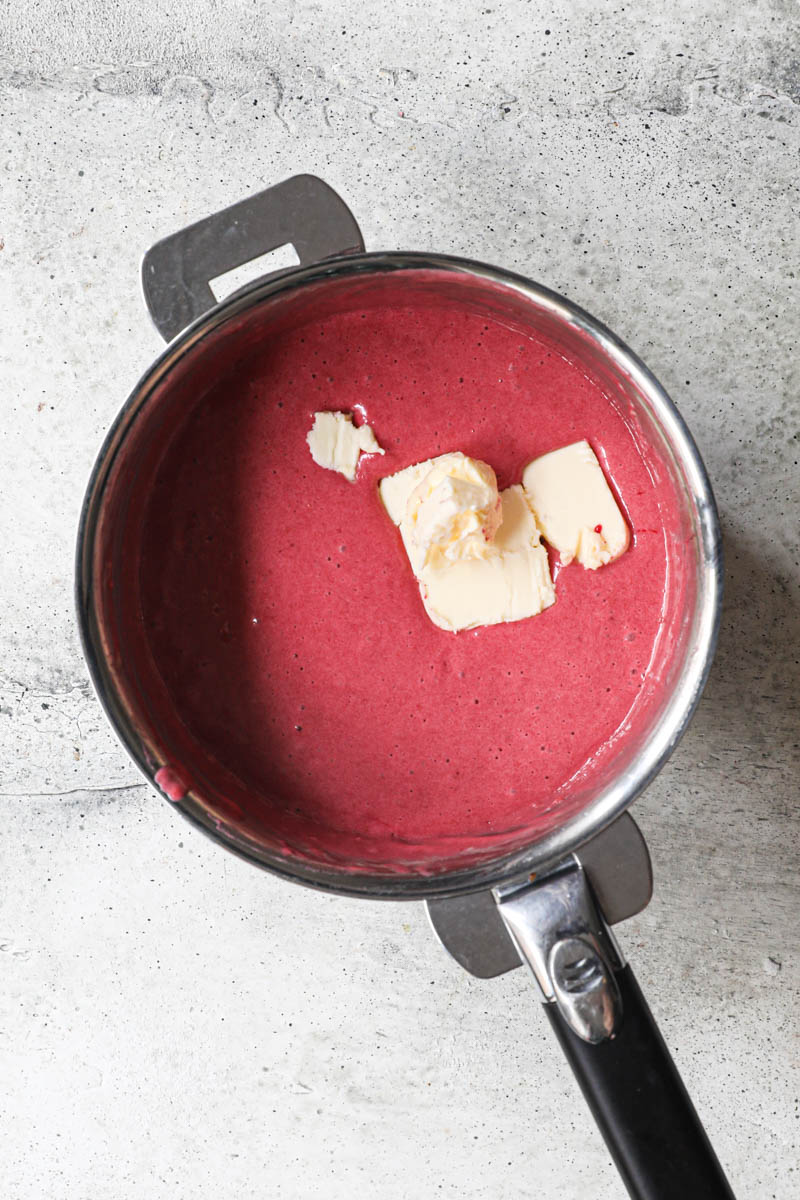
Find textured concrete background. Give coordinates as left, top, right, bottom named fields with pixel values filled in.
left=1, top=2, right=798, bottom=1197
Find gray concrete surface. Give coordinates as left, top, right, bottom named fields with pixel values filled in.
left=1, top=2, right=798, bottom=1197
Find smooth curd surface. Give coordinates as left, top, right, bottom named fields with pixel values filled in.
left=137, top=290, right=678, bottom=865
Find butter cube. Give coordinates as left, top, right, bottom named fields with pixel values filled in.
left=522, top=440, right=629, bottom=570
left=380, top=455, right=555, bottom=633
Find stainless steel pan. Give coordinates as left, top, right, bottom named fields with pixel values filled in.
left=76, top=176, right=732, bottom=1199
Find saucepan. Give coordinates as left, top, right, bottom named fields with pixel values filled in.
left=76, top=176, right=732, bottom=1198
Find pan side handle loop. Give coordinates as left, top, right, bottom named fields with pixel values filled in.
left=141, top=175, right=364, bottom=342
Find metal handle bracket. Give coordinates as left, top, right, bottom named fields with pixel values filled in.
left=426, top=811, right=651, bottom=981
left=495, top=864, right=623, bottom=1043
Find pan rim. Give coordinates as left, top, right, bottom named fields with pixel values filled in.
left=75, top=251, right=723, bottom=899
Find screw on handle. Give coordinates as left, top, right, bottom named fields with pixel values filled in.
left=140, top=175, right=364, bottom=342
left=548, top=934, right=622, bottom=1044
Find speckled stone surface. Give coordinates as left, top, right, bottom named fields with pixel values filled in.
left=1, top=3, right=798, bottom=1197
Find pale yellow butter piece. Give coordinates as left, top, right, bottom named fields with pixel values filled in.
left=421, top=486, right=555, bottom=631
left=307, top=411, right=384, bottom=481
left=380, top=454, right=555, bottom=633
left=522, top=440, right=629, bottom=570
left=390, top=452, right=501, bottom=574
left=379, top=454, right=447, bottom=524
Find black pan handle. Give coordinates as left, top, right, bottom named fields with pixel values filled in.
left=496, top=865, right=736, bottom=1199
left=141, top=174, right=364, bottom=342
left=545, top=963, right=735, bottom=1199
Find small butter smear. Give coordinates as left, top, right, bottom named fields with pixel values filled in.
left=380, top=454, right=555, bottom=633
left=307, top=411, right=384, bottom=481
left=522, top=440, right=629, bottom=570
